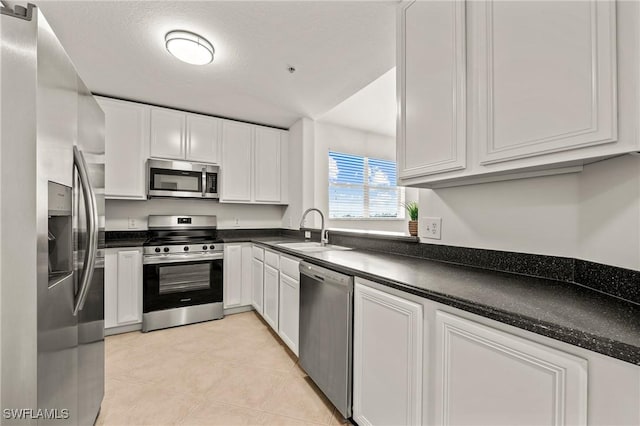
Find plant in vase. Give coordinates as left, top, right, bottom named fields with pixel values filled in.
left=403, top=201, right=419, bottom=236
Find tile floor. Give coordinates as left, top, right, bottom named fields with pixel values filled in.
left=97, top=311, right=350, bottom=426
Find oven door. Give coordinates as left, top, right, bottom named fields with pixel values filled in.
left=143, top=258, right=223, bottom=313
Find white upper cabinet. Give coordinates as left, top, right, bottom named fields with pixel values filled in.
left=398, top=0, right=466, bottom=179
left=96, top=97, right=149, bottom=200
left=471, top=0, right=616, bottom=165
left=398, top=0, right=632, bottom=188
left=150, top=107, right=186, bottom=160
left=220, top=120, right=289, bottom=204
left=150, top=107, right=221, bottom=164
left=220, top=120, right=253, bottom=202
left=254, top=127, right=281, bottom=203
left=186, top=113, right=220, bottom=164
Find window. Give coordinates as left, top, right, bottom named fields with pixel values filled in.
left=328, top=151, right=405, bottom=219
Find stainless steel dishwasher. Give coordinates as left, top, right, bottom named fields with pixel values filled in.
left=299, top=261, right=354, bottom=419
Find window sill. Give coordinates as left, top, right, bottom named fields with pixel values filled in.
left=327, top=228, right=420, bottom=243
left=329, top=217, right=406, bottom=221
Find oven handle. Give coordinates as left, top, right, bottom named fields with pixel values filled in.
left=143, top=253, right=224, bottom=265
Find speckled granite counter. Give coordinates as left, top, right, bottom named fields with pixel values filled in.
left=104, top=231, right=149, bottom=248
left=250, top=238, right=640, bottom=365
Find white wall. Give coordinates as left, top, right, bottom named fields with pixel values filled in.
left=106, top=199, right=284, bottom=230
left=578, top=155, right=640, bottom=270
left=313, top=121, right=419, bottom=233
left=282, top=118, right=316, bottom=229
left=419, top=154, right=640, bottom=271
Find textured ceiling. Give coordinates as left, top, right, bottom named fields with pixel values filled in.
left=318, top=67, right=396, bottom=136
left=36, top=1, right=396, bottom=129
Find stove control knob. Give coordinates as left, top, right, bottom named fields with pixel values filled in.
left=155, top=247, right=161, bottom=253
left=163, top=247, right=170, bottom=253
left=184, top=246, right=189, bottom=252
left=203, top=245, right=208, bottom=250
left=209, top=245, right=215, bottom=250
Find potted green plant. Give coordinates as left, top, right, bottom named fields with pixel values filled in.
left=403, top=201, right=419, bottom=236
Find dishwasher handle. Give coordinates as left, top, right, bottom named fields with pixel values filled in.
left=299, top=262, right=353, bottom=288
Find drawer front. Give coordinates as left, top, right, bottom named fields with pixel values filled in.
left=280, top=255, right=300, bottom=280
left=252, top=246, right=264, bottom=261
left=264, top=250, right=280, bottom=269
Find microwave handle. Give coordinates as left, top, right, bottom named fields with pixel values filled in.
left=201, top=167, right=206, bottom=197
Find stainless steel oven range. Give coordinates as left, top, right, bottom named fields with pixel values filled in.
left=142, top=215, right=224, bottom=332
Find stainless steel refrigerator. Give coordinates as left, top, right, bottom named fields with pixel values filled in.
left=1, top=3, right=105, bottom=425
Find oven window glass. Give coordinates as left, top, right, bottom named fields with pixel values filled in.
left=150, top=169, right=202, bottom=193
left=158, top=263, right=210, bottom=294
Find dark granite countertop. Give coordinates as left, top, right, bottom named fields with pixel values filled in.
left=105, top=238, right=148, bottom=248
left=250, top=238, right=640, bottom=365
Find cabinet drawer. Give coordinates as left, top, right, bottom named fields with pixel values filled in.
left=280, top=255, right=300, bottom=280
left=252, top=246, right=264, bottom=261
left=264, top=250, right=280, bottom=269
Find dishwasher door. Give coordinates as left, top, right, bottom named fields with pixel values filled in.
left=299, top=262, right=354, bottom=418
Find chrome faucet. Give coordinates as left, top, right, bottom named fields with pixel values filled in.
left=300, top=208, right=328, bottom=246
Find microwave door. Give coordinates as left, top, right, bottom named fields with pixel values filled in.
left=149, top=168, right=203, bottom=198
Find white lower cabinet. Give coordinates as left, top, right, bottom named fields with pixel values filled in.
left=251, top=256, right=264, bottom=314
left=354, top=277, right=640, bottom=426
left=104, top=247, right=143, bottom=333
left=434, top=311, right=587, bottom=426
left=263, top=264, right=279, bottom=330
left=353, top=282, right=423, bottom=426
left=278, top=255, right=300, bottom=356
left=223, top=243, right=253, bottom=309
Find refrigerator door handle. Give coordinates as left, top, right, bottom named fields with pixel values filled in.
left=73, top=146, right=98, bottom=315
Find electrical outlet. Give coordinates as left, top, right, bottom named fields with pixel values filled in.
left=304, top=231, right=311, bottom=239
left=128, top=217, right=137, bottom=229
left=234, top=218, right=240, bottom=227
left=424, top=217, right=442, bottom=239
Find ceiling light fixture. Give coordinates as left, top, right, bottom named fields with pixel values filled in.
left=165, top=30, right=214, bottom=65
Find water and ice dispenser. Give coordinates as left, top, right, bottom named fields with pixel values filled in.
left=47, top=181, right=72, bottom=286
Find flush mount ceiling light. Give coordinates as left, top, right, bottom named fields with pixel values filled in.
left=165, top=30, right=214, bottom=65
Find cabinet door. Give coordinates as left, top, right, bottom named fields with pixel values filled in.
left=240, top=244, right=253, bottom=306
left=220, top=121, right=253, bottom=202
left=471, top=0, right=616, bottom=165
left=353, top=282, right=423, bottom=426
left=263, top=264, right=279, bottom=330
left=278, top=273, right=299, bottom=356
left=223, top=244, right=243, bottom=308
left=251, top=258, right=264, bottom=314
left=97, top=98, right=149, bottom=199
left=150, top=107, right=185, bottom=160
left=434, top=311, right=587, bottom=426
left=398, top=0, right=466, bottom=180
left=187, top=114, right=220, bottom=164
left=254, top=127, right=281, bottom=203
left=116, top=249, right=143, bottom=325
left=104, top=249, right=119, bottom=329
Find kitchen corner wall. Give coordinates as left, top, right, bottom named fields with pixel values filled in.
left=106, top=199, right=285, bottom=230
left=283, top=117, right=418, bottom=233
left=419, top=154, right=640, bottom=271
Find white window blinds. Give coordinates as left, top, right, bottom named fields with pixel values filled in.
left=328, top=151, right=405, bottom=219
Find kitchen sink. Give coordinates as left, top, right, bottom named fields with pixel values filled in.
left=276, top=242, right=352, bottom=253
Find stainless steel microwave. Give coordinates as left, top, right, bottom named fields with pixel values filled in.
left=147, top=159, right=219, bottom=199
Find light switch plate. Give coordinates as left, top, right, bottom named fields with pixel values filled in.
left=424, top=217, right=442, bottom=239
left=305, top=231, right=311, bottom=239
